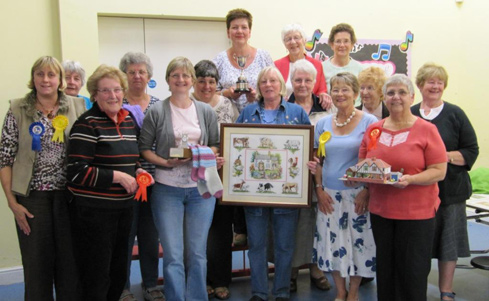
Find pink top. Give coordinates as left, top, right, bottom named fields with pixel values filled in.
left=274, top=55, right=327, bottom=96
left=154, top=102, right=201, bottom=188
left=359, top=118, right=446, bottom=220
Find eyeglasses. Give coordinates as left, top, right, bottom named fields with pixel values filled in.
left=331, top=88, right=352, bottom=95
left=386, top=90, right=409, bottom=97
left=97, top=88, right=124, bottom=95
left=293, top=78, right=314, bottom=85
left=284, top=35, right=302, bottom=44
left=127, top=70, right=148, bottom=77
left=333, top=39, right=352, bottom=45
left=170, top=73, right=191, bottom=80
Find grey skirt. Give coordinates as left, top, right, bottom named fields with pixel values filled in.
left=432, top=202, right=470, bottom=261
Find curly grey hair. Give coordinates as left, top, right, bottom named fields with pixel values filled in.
left=119, top=52, right=154, bottom=78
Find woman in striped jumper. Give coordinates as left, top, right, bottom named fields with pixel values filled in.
left=67, top=65, right=153, bottom=301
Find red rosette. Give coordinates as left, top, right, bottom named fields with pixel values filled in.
left=135, top=173, right=152, bottom=202
left=367, top=127, right=382, bottom=150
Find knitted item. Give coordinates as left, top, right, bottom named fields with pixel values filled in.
left=197, top=180, right=212, bottom=199
left=189, top=144, right=200, bottom=182
left=197, top=145, right=223, bottom=198
left=197, top=146, right=216, bottom=180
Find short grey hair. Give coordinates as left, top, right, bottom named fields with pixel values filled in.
left=281, top=24, right=307, bottom=45
left=256, top=66, right=287, bottom=99
left=119, top=52, right=154, bottom=78
left=383, top=74, right=415, bottom=96
left=194, top=60, right=220, bottom=82
left=331, top=72, right=359, bottom=95
left=290, top=59, right=317, bottom=81
left=62, top=60, right=86, bottom=86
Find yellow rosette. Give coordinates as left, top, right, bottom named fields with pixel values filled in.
left=51, top=115, right=68, bottom=143
left=317, top=131, right=331, bottom=157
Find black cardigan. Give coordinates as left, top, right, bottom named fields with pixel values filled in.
left=412, top=101, right=479, bottom=206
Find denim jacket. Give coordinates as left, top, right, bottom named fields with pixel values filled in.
left=236, top=98, right=310, bottom=213
left=236, top=98, right=311, bottom=125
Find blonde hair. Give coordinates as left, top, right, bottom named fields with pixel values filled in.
left=165, top=57, right=196, bottom=84
left=415, top=62, right=448, bottom=89
left=28, top=56, right=67, bottom=92
left=86, top=65, right=128, bottom=102
left=358, top=67, right=387, bottom=101
left=256, top=66, right=287, bottom=100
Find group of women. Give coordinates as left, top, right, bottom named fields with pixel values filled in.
left=0, top=7, right=479, bottom=301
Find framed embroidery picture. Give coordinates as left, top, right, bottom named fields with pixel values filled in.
left=219, top=123, right=313, bottom=207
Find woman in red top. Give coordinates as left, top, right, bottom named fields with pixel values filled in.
left=358, top=74, right=447, bottom=301
left=274, top=23, right=332, bottom=110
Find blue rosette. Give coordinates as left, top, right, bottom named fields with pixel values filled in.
left=29, top=122, right=45, bottom=151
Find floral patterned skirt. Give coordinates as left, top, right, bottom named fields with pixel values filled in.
left=313, top=186, right=376, bottom=278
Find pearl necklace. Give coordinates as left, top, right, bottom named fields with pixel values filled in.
left=334, top=110, right=356, bottom=127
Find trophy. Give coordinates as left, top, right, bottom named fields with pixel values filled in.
left=170, top=133, right=192, bottom=159
left=234, top=54, right=250, bottom=93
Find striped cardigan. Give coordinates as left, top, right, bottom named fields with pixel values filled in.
left=67, top=103, right=140, bottom=208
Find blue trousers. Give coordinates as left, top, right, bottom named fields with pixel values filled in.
left=151, top=183, right=215, bottom=301
left=245, top=206, right=299, bottom=299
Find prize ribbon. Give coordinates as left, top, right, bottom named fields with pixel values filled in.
left=29, top=122, right=45, bottom=151
left=135, top=173, right=152, bottom=202
left=367, top=127, right=382, bottom=150
left=317, top=131, right=331, bottom=157
left=51, top=115, right=68, bottom=143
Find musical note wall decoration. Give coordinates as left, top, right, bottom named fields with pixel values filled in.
left=400, top=31, right=414, bottom=52
left=371, top=44, right=391, bottom=61
left=305, top=29, right=323, bottom=51
left=306, top=35, right=411, bottom=77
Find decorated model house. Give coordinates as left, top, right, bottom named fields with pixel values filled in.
left=344, top=157, right=403, bottom=183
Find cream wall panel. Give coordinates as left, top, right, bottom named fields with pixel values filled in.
left=144, top=18, right=228, bottom=99
left=98, top=17, right=146, bottom=68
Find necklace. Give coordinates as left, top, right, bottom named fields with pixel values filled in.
left=37, top=99, right=58, bottom=119
left=334, top=110, right=356, bottom=127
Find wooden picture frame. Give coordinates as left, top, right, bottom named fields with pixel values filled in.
left=219, top=123, right=314, bottom=207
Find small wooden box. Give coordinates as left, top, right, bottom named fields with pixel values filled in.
left=169, top=147, right=192, bottom=159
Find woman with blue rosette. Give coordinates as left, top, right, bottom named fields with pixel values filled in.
left=0, top=56, right=86, bottom=300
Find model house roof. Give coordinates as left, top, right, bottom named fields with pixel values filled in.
left=356, top=157, right=391, bottom=170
